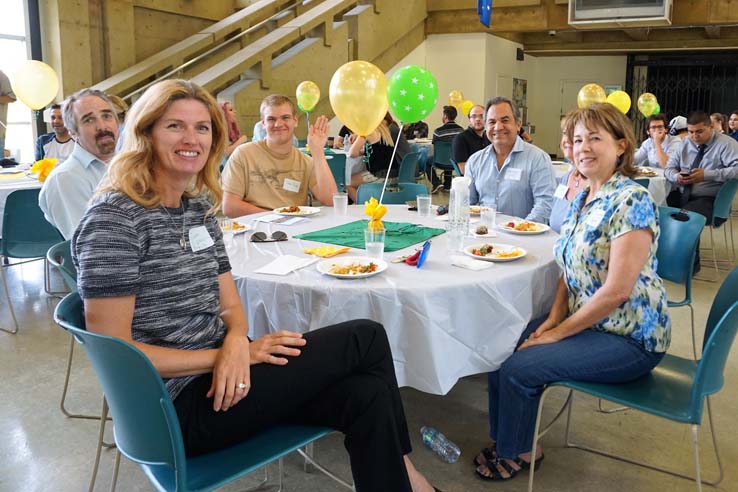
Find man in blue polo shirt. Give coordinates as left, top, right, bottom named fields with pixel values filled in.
left=466, top=96, right=555, bottom=224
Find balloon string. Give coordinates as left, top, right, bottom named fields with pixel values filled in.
left=379, top=123, right=403, bottom=205
left=306, top=112, right=310, bottom=129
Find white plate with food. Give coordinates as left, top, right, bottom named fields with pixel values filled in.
left=469, top=206, right=482, bottom=216
left=316, top=256, right=388, bottom=279
left=498, top=220, right=550, bottom=235
left=635, top=167, right=658, bottom=177
left=470, top=224, right=497, bottom=238
left=220, top=220, right=250, bottom=235
left=272, top=205, right=321, bottom=216
left=464, top=243, right=527, bottom=262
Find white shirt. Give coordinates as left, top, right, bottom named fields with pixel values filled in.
left=633, top=134, right=681, bottom=168
left=39, top=144, right=108, bottom=239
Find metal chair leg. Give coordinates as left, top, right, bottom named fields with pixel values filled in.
left=691, top=424, right=703, bottom=492
left=689, top=304, right=698, bottom=361
left=60, top=334, right=114, bottom=421
left=110, top=448, right=121, bottom=492
left=596, top=398, right=629, bottom=413
left=296, top=448, right=355, bottom=490
left=303, top=442, right=315, bottom=473
left=88, top=396, right=110, bottom=492
left=0, top=259, right=19, bottom=334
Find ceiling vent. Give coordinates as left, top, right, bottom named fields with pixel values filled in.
left=568, top=0, right=673, bottom=29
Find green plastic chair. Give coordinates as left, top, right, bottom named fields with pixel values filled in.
left=634, top=178, right=650, bottom=189
left=356, top=182, right=429, bottom=204
left=397, top=151, right=421, bottom=184
left=450, top=158, right=463, bottom=177
left=1, top=188, right=64, bottom=334
left=431, top=141, right=454, bottom=188
left=54, top=293, right=353, bottom=492
left=527, top=267, right=738, bottom=492
left=327, top=153, right=346, bottom=192
left=703, top=179, right=738, bottom=279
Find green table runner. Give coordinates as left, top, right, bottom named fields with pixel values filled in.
left=294, top=220, right=445, bottom=252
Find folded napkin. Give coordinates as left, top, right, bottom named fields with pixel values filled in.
left=435, top=215, right=479, bottom=224
left=256, top=214, right=307, bottom=225
left=294, top=220, right=445, bottom=252
left=450, top=255, right=494, bottom=271
left=254, top=255, right=318, bottom=275
left=303, top=246, right=350, bottom=258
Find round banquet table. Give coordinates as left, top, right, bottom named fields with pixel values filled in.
left=552, top=163, right=669, bottom=205
left=0, top=167, right=43, bottom=235
left=225, top=205, right=560, bottom=395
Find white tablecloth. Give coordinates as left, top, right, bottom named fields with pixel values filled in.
left=552, top=164, right=669, bottom=205
left=0, top=168, right=43, bottom=233
left=225, top=205, right=560, bottom=395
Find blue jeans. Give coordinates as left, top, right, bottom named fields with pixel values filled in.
left=488, top=316, right=664, bottom=459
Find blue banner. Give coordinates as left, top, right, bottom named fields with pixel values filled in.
left=478, top=0, right=492, bottom=27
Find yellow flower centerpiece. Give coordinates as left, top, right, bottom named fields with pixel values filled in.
left=30, top=157, right=58, bottom=182
left=364, top=196, right=386, bottom=231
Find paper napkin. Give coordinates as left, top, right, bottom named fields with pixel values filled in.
left=450, top=255, right=494, bottom=271
left=254, top=255, right=318, bottom=275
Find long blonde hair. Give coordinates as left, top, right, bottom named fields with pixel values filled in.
left=100, top=80, right=226, bottom=213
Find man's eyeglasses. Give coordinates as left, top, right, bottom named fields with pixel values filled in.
left=649, top=125, right=665, bottom=131
left=250, top=231, right=288, bottom=242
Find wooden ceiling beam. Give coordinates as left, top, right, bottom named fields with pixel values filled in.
left=625, top=28, right=650, bottom=41
left=705, top=26, right=721, bottom=39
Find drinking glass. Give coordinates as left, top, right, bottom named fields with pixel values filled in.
left=417, top=194, right=432, bottom=217
left=333, top=192, right=348, bottom=215
left=364, top=228, right=385, bottom=259
left=481, top=205, right=497, bottom=229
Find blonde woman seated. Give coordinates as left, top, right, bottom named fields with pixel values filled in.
left=346, top=112, right=411, bottom=202
left=73, top=79, right=442, bottom=492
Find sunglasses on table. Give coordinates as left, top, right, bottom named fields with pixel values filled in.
left=250, top=231, right=288, bottom=242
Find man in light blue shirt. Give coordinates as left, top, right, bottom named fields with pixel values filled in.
left=39, top=89, right=118, bottom=239
left=467, top=96, right=555, bottom=224
left=634, top=113, right=681, bottom=168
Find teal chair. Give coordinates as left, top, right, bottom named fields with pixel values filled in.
left=1, top=188, right=64, bottom=334
left=431, top=141, right=454, bottom=188
left=703, top=179, right=738, bottom=279
left=53, top=293, right=353, bottom=492
left=397, top=151, right=421, bottom=184
left=634, top=178, right=649, bottom=188
left=327, top=153, right=346, bottom=192
left=356, top=182, right=429, bottom=204
left=450, top=158, right=463, bottom=177
left=527, top=268, right=738, bottom=492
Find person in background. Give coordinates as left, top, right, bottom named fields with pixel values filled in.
left=221, top=94, right=336, bottom=216
left=427, top=106, right=464, bottom=187
left=333, top=125, right=352, bottom=149
left=403, top=120, right=428, bottom=140
left=711, top=113, right=727, bottom=134
left=451, top=104, right=490, bottom=180
left=549, top=117, right=588, bottom=233
left=346, top=112, right=410, bottom=203
left=517, top=127, right=533, bottom=143
left=35, top=103, right=75, bottom=161
left=475, top=103, right=669, bottom=483
left=466, top=96, right=555, bottom=224
left=729, top=110, right=738, bottom=142
left=633, top=113, right=681, bottom=169
left=39, top=89, right=119, bottom=239
left=73, top=78, right=442, bottom=492
left=669, top=115, right=688, bottom=139
left=0, top=69, right=16, bottom=158
left=220, top=101, right=249, bottom=158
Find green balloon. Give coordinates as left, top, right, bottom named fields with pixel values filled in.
left=387, top=65, right=438, bottom=124
left=652, top=103, right=661, bottom=116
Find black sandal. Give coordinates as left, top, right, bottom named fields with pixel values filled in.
left=473, top=444, right=497, bottom=467
left=474, top=456, right=519, bottom=482
left=513, top=452, right=545, bottom=471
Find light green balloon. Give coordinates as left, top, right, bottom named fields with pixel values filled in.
left=387, top=65, right=438, bottom=124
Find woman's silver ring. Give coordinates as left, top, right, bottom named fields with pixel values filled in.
left=237, top=383, right=247, bottom=390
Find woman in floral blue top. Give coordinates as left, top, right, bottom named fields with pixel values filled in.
left=474, top=103, right=671, bottom=482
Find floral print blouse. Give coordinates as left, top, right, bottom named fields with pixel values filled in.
left=554, top=172, right=671, bottom=353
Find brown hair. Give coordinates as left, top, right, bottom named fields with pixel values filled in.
left=260, top=94, right=298, bottom=118
left=99, top=79, right=226, bottom=213
left=564, top=103, right=637, bottom=178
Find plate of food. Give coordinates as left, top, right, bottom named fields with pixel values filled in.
left=498, top=220, right=550, bottom=235
left=471, top=224, right=497, bottom=238
left=636, top=167, right=657, bottom=177
left=469, top=206, right=482, bottom=215
left=272, top=205, right=321, bottom=216
left=219, top=220, right=250, bottom=234
left=464, top=243, right=527, bottom=262
left=316, top=256, right=388, bottom=279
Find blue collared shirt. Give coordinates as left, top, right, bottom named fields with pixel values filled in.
left=664, top=131, right=738, bottom=198
left=466, top=136, right=556, bottom=223
left=634, top=134, right=681, bottom=168
left=39, top=143, right=108, bottom=239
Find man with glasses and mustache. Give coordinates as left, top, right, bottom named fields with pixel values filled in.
left=39, top=89, right=118, bottom=239
left=634, top=113, right=681, bottom=169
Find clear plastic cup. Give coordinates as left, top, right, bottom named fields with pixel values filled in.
left=333, top=192, right=348, bottom=215
left=364, top=228, right=385, bottom=259
left=417, top=194, right=432, bottom=217
left=481, top=205, right=497, bottom=229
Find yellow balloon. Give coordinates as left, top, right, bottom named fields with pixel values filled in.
left=11, top=60, right=59, bottom=111
left=296, top=80, right=320, bottom=113
left=448, top=89, right=464, bottom=110
left=329, top=61, right=388, bottom=137
left=637, top=92, right=659, bottom=117
left=606, top=90, right=631, bottom=114
left=577, top=83, right=606, bottom=109
left=460, top=100, right=474, bottom=116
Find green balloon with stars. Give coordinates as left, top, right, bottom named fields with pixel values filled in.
left=387, top=65, right=439, bottom=124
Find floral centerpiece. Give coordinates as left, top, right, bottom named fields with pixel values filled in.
left=30, top=157, right=58, bottom=182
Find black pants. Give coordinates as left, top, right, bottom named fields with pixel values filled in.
left=666, top=190, right=720, bottom=267
left=174, top=320, right=412, bottom=492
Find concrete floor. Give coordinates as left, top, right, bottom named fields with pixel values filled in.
left=1, top=228, right=737, bottom=492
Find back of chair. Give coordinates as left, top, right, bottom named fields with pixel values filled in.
left=2, top=188, right=63, bottom=258
left=634, top=178, right=650, bottom=189
left=47, top=240, right=78, bottom=292
left=656, top=207, right=706, bottom=294
left=712, top=179, right=738, bottom=223
left=433, top=141, right=453, bottom=168
left=450, top=158, right=463, bottom=177
left=397, top=152, right=420, bottom=183
left=54, top=293, right=186, bottom=476
left=703, top=267, right=738, bottom=349
left=327, top=153, right=346, bottom=192
left=356, top=182, right=429, bottom=204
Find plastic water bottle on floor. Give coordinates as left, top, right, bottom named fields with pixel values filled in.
left=420, top=426, right=461, bottom=463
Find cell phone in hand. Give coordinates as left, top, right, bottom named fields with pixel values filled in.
left=680, top=170, right=691, bottom=177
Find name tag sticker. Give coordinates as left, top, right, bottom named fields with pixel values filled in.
left=586, top=209, right=606, bottom=228
left=554, top=184, right=568, bottom=199
left=505, top=168, right=522, bottom=181
left=189, top=226, right=214, bottom=252
left=283, top=178, right=301, bottom=193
